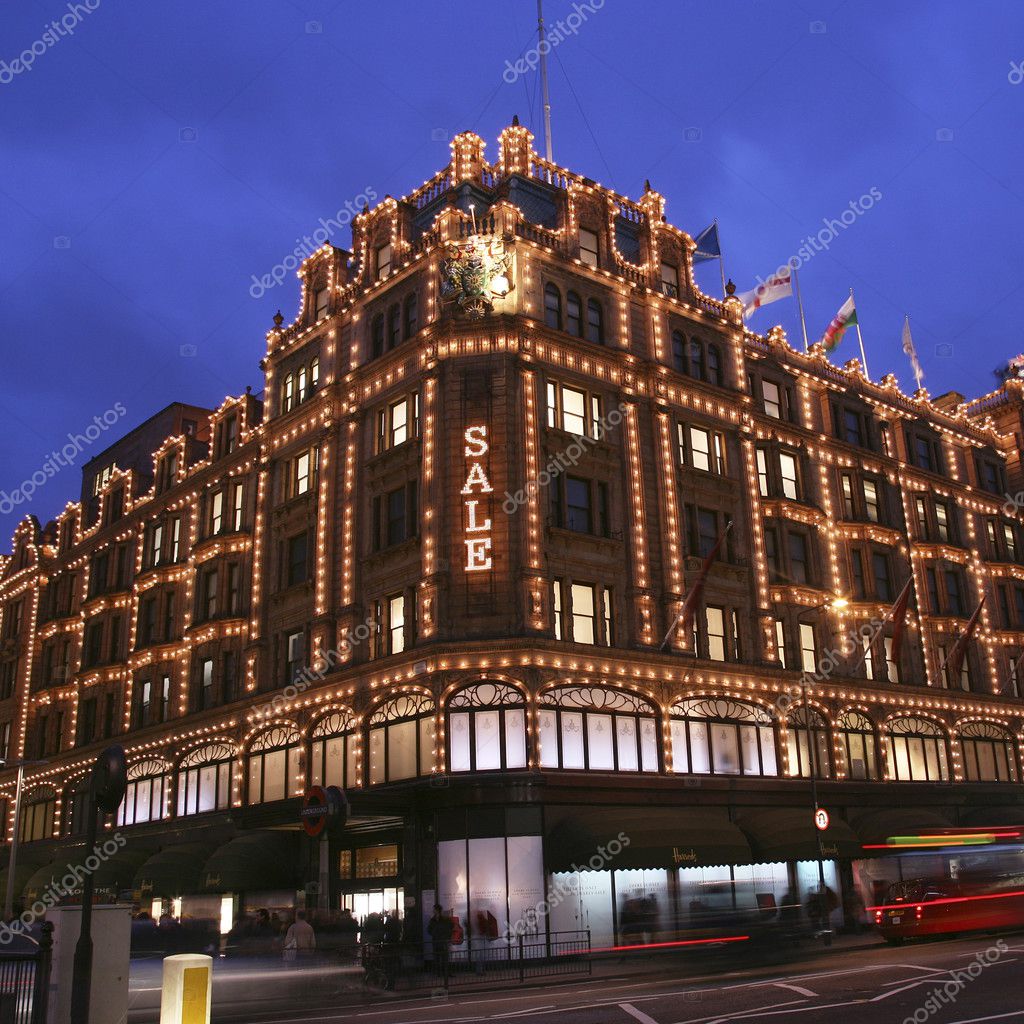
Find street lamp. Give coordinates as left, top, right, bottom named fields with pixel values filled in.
left=795, top=596, right=848, bottom=946
left=0, top=758, right=49, bottom=919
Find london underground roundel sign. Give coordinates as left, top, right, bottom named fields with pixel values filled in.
left=301, top=785, right=347, bottom=838
left=814, top=808, right=830, bottom=832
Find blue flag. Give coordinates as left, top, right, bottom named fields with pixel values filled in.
left=692, top=221, right=721, bottom=264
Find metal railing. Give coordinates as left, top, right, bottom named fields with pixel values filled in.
left=362, top=929, right=591, bottom=990
left=0, top=923, right=52, bottom=1024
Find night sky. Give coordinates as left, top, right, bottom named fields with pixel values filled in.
left=2, top=0, right=1022, bottom=546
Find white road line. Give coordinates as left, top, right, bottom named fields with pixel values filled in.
left=772, top=983, right=817, bottom=997
left=492, top=1008, right=555, bottom=1019
left=620, top=1003, right=661, bottom=1024
left=947, top=1012, right=1024, bottom=1024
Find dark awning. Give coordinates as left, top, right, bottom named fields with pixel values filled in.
left=90, top=848, right=150, bottom=898
left=546, top=806, right=751, bottom=870
left=23, top=847, right=149, bottom=904
left=201, top=831, right=301, bottom=893
left=960, top=806, right=1024, bottom=829
left=737, top=809, right=862, bottom=862
left=22, top=861, right=63, bottom=905
left=0, top=853, right=49, bottom=906
left=134, top=843, right=218, bottom=898
left=851, top=808, right=952, bottom=848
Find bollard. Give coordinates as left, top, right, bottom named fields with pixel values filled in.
left=159, top=953, right=212, bottom=1024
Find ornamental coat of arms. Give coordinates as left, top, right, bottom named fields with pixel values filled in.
left=439, top=235, right=513, bottom=318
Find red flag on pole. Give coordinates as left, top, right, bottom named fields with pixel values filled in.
left=941, top=596, right=986, bottom=686
left=888, top=578, right=914, bottom=664
left=661, top=521, right=733, bottom=651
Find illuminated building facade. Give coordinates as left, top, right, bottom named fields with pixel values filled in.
left=4, top=122, right=1024, bottom=941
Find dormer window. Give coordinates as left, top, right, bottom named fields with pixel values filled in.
left=660, top=261, right=679, bottom=298
left=375, top=244, right=392, bottom=281
left=314, top=286, right=330, bottom=320
left=579, top=227, right=599, bottom=268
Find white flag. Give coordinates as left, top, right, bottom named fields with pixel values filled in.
left=902, top=316, right=923, bottom=389
left=738, top=270, right=792, bottom=319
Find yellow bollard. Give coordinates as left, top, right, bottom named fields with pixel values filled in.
left=159, top=953, right=212, bottom=1024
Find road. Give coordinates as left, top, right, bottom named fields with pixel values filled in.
left=128, top=933, right=1024, bottom=1024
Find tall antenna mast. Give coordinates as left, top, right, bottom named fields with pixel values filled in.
left=537, top=0, right=553, bottom=161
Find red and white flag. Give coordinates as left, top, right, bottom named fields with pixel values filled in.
left=738, top=270, right=792, bottom=319
left=661, top=521, right=733, bottom=651
left=941, top=596, right=986, bottom=685
left=887, top=578, right=914, bottom=665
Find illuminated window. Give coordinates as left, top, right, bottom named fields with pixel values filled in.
left=786, top=707, right=832, bottom=778
left=546, top=381, right=601, bottom=438
left=762, top=380, right=782, bottom=418
left=310, top=710, right=358, bottom=789
left=539, top=687, right=658, bottom=772
left=117, top=759, right=170, bottom=827
left=579, top=228, right=599, bottom=267
left=838, top=711, right=878, bottom=780
left=169, top=517, right=181, bottom=561
left=959, top=721, right=1016, bottom=782
left=19, top=786, right=56, bottom=842
left=372, top=594, right=412, bottom=657
left=247, top=725, right=301, bottom=804
left=286, top=448, right=318, bottom=499
left=376, top=394, right=419, bottom=453
left=375, top=243, right=392, bottom=280
left=779, top=453, right=799, bottom=500
left=355, top=845, right=399, bottom=878
left=887, top=717, right=949, bottom=781
left=210, top=490, right=224, bottom=535
left=670, top=698, right=778, bottom=777
left=799, top=623, right=816, bottom=673
left=774, top=620, right=787, bottom=667
left=176, top=744, right=233, bottom=816
left=679, top=424, right=726, bottom=475
left=660, top=261, right=679, bottom=298
left=367, top=694, right=435, bottom=784
left=285, top=630, right=305, bottom=683
left=282, top=373, right=295, bottom=414
left=551, top=580, right=613, bottom=645
left=447, top=682, right=527, bottom=772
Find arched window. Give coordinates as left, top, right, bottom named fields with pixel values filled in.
left=538, top=686, right=658, bottom=772
left=586, top=299, right=604, bottom=344
left=786, top=707, right=832, bottom=779
left=387, top=303, right=401, bottom=350
left=282, top=373, right=295, bottom=414
left=310, top=710, right=359, bottom=789
left=297, top=364, right=308, bottom=405
left=886, top=716, right=949, bottom=781
left=689, top=339, right=705, bottom=382
left=247, top=725, right=302, bottom=804
left=117, top=758, right=171, bottom=826
left=371, top=314, right=385, bottom=359
left=309, top=357, right=320, bottom=393
left=447, top=682, right=527, bottom=772
left=707, top=343, right=722, bottom=386
left=958, top=721, right=1018, bottom=782
left=671, top=330, right=686, bottom=373
left=19, top=785, right=55, bottom=842
left=176, top=742, right=234, bottom=816
left=566, top=291, right=583, bottom=336
left=544, top=283, right=562, bottom=330
left=367, top=694, right=435, bottom=784
left=837, top=710, right=879, bottom=780
left=404, top=292, right=418, bottom=340
left=670, top=698, right=778, bottom=777
left=61, top=776, right=90, bottom=836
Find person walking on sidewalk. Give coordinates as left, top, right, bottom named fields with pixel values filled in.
left=427, top=904, right=453, bottom=983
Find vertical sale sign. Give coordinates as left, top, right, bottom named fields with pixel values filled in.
left=461, top=425, right=494, bottom=572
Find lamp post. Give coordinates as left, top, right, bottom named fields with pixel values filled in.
left=1, top=758, right=49, bottom=919
left=795, top=596, right=848, bottom=947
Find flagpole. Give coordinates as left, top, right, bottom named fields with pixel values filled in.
left=715, top=219, right=726, bottom=297
left=792, top=266, right=810, bottom=351
left=851, top=287, right=870, bottom=377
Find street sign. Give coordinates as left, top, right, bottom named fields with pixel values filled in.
left=814, top=808, right=830, bottom=832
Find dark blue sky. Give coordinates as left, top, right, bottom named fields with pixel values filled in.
left=2, top=0, right=1022, bottom=545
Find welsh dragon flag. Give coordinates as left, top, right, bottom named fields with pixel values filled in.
left=820, top=295, right=857, bottom=352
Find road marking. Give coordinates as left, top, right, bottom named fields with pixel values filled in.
left=492, top=1008, right=555, bottom=1019
left=947, top=1013, right=1024, bottom=1024
left=620, top=1003, right=661, bottom=1024
left=772, top=983, right=816, bottom=997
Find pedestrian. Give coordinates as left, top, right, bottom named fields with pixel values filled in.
left=427, top=904, right=453, bottom=982
left=338, top=908, right=359, bottom=964
left=283, top=910, right=316, bottom=961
